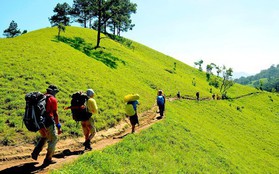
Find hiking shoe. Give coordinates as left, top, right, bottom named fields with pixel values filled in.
left=43, top=158, right=56, bottom=166
left=84, top=145, right=92, bottom=151
left=83, top=140, right=92, bottom=150
left=31, top=152, right=38, bottom=160
left=83, top=140, right=90, bottom=146
left=156, top=116, right=163, bottom=119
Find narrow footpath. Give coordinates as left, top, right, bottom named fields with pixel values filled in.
left=0, top=101, right=163, bottom=174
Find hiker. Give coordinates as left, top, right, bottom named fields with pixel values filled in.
left=81, top=89, right=98, bottom=150
left=127, top=100, right=139, bottom=133
left=124, top=94, right=140, bottom=133
left=64, top=89, right=98, bottom=150
left=177, top=91, right=181, bottom=98
left=212, top=93, right=216, bottom=100
left=196, top=91, right=200, bottom=101
left=31, top=85, right=62, bottom=166
left=157, top=90, right=166, bottom=119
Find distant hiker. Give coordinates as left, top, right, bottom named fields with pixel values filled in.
left=196, top=91, right=200, bottom=101
left=157, top=90, right=166, bottom=119
left=177, top=91, right=181, bottom=98
left=212, top=93, right=215, bottom=100
left=31, top=85, right=62, bottom=166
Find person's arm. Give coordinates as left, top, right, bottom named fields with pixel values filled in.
left=88, top=99, right=98, bottom=114
left=64, top=105, right=85, bottom=110
left=52, top=98, right=62, bottom=134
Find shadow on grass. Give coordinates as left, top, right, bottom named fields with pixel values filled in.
left=92, top=51, right=126, bottom=69
left=54, top=36, right=126, bottom=69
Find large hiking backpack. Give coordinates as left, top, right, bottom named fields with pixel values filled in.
left=70, top=92, right=92, bottom=121
left=23, top=92, right=48, bottom=132
left=125, top=104, right=136, bottom=116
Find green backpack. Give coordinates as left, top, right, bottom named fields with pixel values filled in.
left=125, top=104, right=135, bottom=116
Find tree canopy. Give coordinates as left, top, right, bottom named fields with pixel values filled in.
left=49, top=2, right=71, bottom=39
left=49, top=2, right=71, bottom=27
left=3, top=20, right=21, bottom=38
left=69, top=0, right=137, bottom=47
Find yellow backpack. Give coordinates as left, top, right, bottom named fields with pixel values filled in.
left=125, top=104, right=135, bottom=116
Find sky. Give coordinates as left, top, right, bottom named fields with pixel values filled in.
left=1, top=0, right=279, bottom=77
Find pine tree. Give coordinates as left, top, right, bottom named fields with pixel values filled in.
left=3, top=20, right=21, bottom=38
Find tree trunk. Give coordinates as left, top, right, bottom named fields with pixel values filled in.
left=96, top=0, right=102, bottom=48
left=58, top=28, right=61, bottom=40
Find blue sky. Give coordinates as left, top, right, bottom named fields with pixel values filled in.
left=1, top=0, right=278, bottom=76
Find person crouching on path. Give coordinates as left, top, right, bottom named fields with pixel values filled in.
left=157, top=90, right=166, bottom=119
left=31, top=85, right=62, bottom=166
left=82, top=89, right=98, bottom=150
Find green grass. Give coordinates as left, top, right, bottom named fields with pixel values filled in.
left=51, top=92, right=279, bottom=173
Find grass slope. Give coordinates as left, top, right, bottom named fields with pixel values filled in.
left=0, top=26, right=256, bottom=145
left=52, top=92, right=279, bottom=173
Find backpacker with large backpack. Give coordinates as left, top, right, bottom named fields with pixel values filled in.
left=125, top=103, right=136, bottom=116
left=70, top=92, right=92, bottom=121
left=23, top=92, right=49, bottom=132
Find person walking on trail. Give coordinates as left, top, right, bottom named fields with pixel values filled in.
left=31, top=85, right=62, bottom=166
left=126, top=100, right=139, bottom=133
left=157, top=90, right=166, bottom=119
left=196, top=91, right=200, bottom=101
left=82, top=89, right=98, bottom=150
left=177, top=91, right=181, bottom=98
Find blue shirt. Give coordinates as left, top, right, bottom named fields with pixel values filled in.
left=128, top=100, right=139, bottom=111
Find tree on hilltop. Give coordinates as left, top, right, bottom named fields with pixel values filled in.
left=220, top=66, right=234, bottom=98
left=49, top=2, right=71, bottom=39
left=106, top=0, right=137, bottom=36
left=71, top=0, right=94, bottom=28
left=70, top=0, right=137, bottom=48
left=194, top=60, right=203, bottom=71
left=3, top=20, right=21, bottom=38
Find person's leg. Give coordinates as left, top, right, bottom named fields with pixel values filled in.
left=44, top=124, right=58, bottom=164
left=88, top=117, right=96, bottom=141
left=158, top=105, right=164, bottom=118
left=82, top=120, right=92, bottom=150
left=131, top=124, right=136, bottom=133
left=129, top=114, right=139, bottom=133
left=162, top=105, right=165, bottom=116
left=31, top=137, right=47, bottom=160
left=31, top=128, right=48, bottom=160
left=81, top=121, right=90, bottom=141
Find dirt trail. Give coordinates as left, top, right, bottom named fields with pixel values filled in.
left=0, top=92, right=258, bottom=174
left=0, top=102, right=164, bottom=174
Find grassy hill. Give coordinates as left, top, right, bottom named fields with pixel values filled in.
left=1, top=26, right=278, bottom=173
left=0, top=26, right=253, bottom=144
left=52, top=93, right=279, bottom=173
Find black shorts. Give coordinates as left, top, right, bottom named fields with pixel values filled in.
left=129, top=114, right=139, bottom=126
